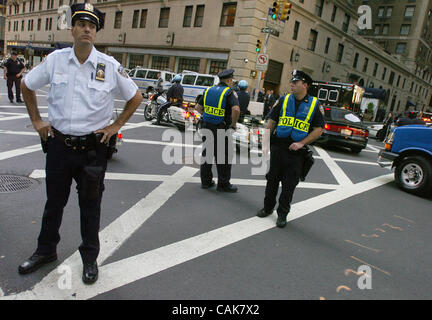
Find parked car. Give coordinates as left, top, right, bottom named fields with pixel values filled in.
left=365, top=123, right=384, bottom=139
left=316, top=106, right=369, bottom=153
left=378, top=124, right=432, bottom=197
left=129, top=68, right=175, bottom=94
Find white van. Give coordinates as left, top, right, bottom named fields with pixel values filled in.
left=129, top=68, right=175, bottom=93
left=179, top=71, right=220, bottom=105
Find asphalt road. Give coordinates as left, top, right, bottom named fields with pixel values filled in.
left=0, top=77, right=431, bottom=303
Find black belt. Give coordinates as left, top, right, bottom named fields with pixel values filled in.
left=202, top=121, right=229, bottom=130
left=52, top=128, right=101, bottom=151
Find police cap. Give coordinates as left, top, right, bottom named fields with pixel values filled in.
left=291, top=69, right=313, bottom=86
left=71, top=3, right=105, bottom=31
left=218, top=69, right=235, bottom=80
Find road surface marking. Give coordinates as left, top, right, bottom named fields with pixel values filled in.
left=351, top=256, right=391, bottom=276
left=344, top=240, right=381, bottom=253
left=0, top=144, right=41, bottom=161
left=1, top=173, right=393, bottom=300
left=393, top=215, right=414, bottom=224
left=314, top=146, right=353, bottom=186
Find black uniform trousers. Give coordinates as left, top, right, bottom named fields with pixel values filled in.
left=7, top=74, right=21, bottom=102
left=200, top=122, right=232, bottom=187
left=264, top=144, right=303, bottom=217
left=36, top=137, right=108, bottom=264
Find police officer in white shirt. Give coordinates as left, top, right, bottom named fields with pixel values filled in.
left=18, top=3, right=143, bottom=284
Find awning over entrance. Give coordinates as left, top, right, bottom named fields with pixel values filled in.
left=363, top=87, right=386, bottom=100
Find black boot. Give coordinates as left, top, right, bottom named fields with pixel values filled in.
left=18, top=253, right=57, bottom=274
left=276, top=213, right=288, bottom=228
left=82, top=261, right=98, bottom=284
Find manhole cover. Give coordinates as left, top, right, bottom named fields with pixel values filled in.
left=0, top=175, right=39, bottom=193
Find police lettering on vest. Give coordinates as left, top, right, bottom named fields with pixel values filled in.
left=276, top=94, right=318, bottom=141
left=202, top=86, right=230, bottom=125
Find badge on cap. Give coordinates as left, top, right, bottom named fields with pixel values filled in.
left=85, top=3, right=94, bottom=12
left=117, top=66, right=129, bottom=78
left=95, top=63, right=105, bottom=82
left=293, top=69, right=298, bottom=76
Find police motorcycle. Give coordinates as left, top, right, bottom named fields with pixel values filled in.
left=143, top=90, right=171, bottom=123
left=233, top=115, right=264, bottom=153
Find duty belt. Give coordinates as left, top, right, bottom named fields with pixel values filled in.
left=52, top=128, right=101, bottom=152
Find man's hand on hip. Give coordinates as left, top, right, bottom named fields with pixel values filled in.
left=32, top=120, right=53, bottom=141
left=94, top=122, right=122, bottom=144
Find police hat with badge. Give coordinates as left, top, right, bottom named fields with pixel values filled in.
left=291, top=69, right=313, bottom=86
left=218, top=69, right=235, bottom=80
left=71, top=3, right=105, bottom=31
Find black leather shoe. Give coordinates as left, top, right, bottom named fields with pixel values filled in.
left=9, top=100, right=13, bottom=104
left=82, top=262, right=98, bottom=284
left=257, top=208, right=273, bottom=218
left=16, top=99, right=24, bottom=103
left=201, top=181, right=215, bottom=189
left=18, top=253, right=57, bottom=275
left=276, top=215, right=287, bottom=228
left=217, top=184, right=238, bottom=193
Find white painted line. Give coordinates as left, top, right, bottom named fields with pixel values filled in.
left=124, top=138, right=200, bottom=149
left=0, top=105, right=48, bottom=109
left=0, top=115, right=28, bottom=121
left=314, top=146, right=353, bottom=186
left=0, top=130, right=39, bottom=136
left=0, top=144, right=41, bottom=161
left=362, top=149, right=379, bottom=154
left=2, top=173, right=392, bottom=300
left=331, top=157, right=381, bottom=166
left=0, top=111, right=30, bottom=116
left=30, top=170, right=340, bottom=190
left=367, top=145, right=380, bottom=152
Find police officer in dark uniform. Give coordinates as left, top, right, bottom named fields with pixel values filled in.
left=237, top=80, right=250, bottom=123
left=155, top=74, right=184, bottom=125
left=196, top=69, right=241, bottom=192
left=3, top=51, right=25, bottom=103
left=19, top=3, right=143, bottom=284
left=257, top=70, right=325, bottom=228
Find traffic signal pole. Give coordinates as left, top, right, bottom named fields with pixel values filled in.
left=254, top=31, right=270, bottom=102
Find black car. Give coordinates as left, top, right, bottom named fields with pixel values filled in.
left=316, top=106, right=369, bottom=153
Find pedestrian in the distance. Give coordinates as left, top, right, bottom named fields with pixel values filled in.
left=3, top=51, right=25, bottom=103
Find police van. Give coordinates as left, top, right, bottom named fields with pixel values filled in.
left=129, top=68, right=175, bottom=93
left=179, top=71, right=220, bottom=106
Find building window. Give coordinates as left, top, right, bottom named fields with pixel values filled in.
left=363, top=58, right=369, bottom=73
left=324, top=37, right=331, bottom=54
left=397, top=75, right=401, bottom=87
left=140, top=9, right=147, bottom=28
left=209, top=60, right=227, bottom=75
left=400, top=24, right=410, bottom=35
left=132, top=10, right=139, bottom=28
left=342, top=14, right=350, bottom=32
left=8, top=21, right=11, bottom=32
left=386, top=7, right=393, bottom=17
left=178, top=57, right=200, bottom=72
left=388, top=71, right=395, bottom=85
left=39, top=0, right=43, bottom=11
left=159, top=8, right=170, bottom=28
left=293, top=21, right=300, bottom=40
left=315, top=0, right=324, bottom=17
left=396, top=43, right=407, bottom=54
left=151, top=56, right=170, bottom=70
left=378, top=7, right=384, bottom=17
left=353, top=53, right=359, bottom=69
left=337, top=44, right=344, bottom=62
left=308, top=30, right=318, bottom=52
left=128, top=54, right=145, bottom=69
left=114, top=11, right=122, bottom=29
left=374, top=25, right=380, bottom=35
left=183, top=6, right=193, bottom=27
left=382, top=67, right=387, bottom=80
left=21, top=20, right=24, bottom=31
left=37, top=18, right=41, bottom=30
left=382, top=24, right=389, bottom=35
left=220, top=2, right=237, bottom=27
left=23, top=2, right=26, bottom=13
left=404, top=6, right=415, bottom=18
left=331, top=5, right=337, bottom=22
left=194, top=5, right=205, bottom=27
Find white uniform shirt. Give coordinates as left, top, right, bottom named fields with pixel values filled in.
left=24, top=46, right=138, bottom=135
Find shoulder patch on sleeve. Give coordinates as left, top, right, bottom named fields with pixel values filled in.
left=233, top=91, right=238, bottom=99
left=117, top=66, right=129, bottom=78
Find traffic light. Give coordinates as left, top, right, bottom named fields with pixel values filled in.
left=280, top=1, right=292, bottom=21
left=256, top=39, right=262, bottom=53
left=271, top=1, right=281, bottom=20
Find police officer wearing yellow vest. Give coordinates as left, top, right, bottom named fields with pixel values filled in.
left=18, top=3, right=143, bottom=283
left=196, top=69, right=240, bottom=192
left=257, top=70, right=324, bottom=227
